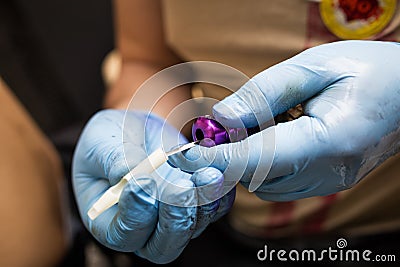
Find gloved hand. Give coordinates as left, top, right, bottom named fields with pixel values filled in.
left=72, top=110, right=235, bottom=263
left=169, top=40, right=400, bottom=201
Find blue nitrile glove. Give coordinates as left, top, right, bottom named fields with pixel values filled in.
left=169, top=41, right=400, bottom=201
left=72, top=110, right=235, bottom=264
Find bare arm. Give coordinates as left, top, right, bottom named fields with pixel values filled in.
left=105, top=0, right=191, bottom=118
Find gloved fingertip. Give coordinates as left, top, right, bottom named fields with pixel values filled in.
left=213, top=95, right=256, bottom=128
left=161, top=178, right=196, bottom=207
left=168, top=145, right=211, bottom=173
left=182, top=145, right=204, bottom=161
left=191, top=167, right=223, bottom=186
left=191, top=167, right=226, bottom=209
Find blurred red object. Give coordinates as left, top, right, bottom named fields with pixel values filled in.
left=338, top=0, right=383, bottom=21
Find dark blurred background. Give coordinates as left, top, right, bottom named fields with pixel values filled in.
left=0, top=0, right=114, bottom=265
left=0, top=0, right=113, bottom=142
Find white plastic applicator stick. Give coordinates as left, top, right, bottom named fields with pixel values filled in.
left=88, top=148, right=167, bottom=220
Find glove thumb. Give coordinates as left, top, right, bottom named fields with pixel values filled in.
left=212, top=44, right=348, bottom=128
left=169, top=129, right=275, bottom=192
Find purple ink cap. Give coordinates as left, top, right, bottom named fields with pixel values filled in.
left=192, top=116, right=229, bottom=147
left=192, top=115, right=259, bottom=147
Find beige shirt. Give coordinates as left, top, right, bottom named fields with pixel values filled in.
left=162, top=0, right=400, bottom=238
